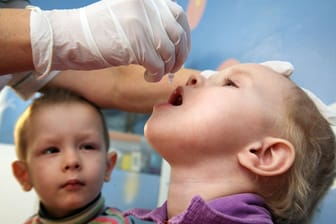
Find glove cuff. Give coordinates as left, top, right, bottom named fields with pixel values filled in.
left=29, top=6, right=53, bottom=77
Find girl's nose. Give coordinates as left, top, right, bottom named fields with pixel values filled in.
left=186, top=74, right=206, bottom=87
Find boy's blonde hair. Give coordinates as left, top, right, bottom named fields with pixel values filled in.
left=14, top=88, right=110, bottom=161
left=258, top=84, right=336, bottom=224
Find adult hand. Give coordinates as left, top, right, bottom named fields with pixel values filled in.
left=30, top=0, right=191, bottom=82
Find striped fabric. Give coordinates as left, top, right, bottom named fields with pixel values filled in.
left=24, top=196, right=130, bottom=224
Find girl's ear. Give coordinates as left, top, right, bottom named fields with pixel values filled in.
left=12, top=160, right=32, bottom=191
left=237, top=137, right=295, bottom=176
left=104, top=151, right=117, bottom=182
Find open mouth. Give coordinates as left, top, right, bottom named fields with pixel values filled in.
left=169, top=86, right=183, bottom=106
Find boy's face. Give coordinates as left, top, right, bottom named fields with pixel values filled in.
left=15, top=103, right=114, bottom=218
left=145, top=63, right=290, bottom=162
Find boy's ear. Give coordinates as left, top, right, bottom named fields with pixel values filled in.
left=237, top=137, right=295, bottom=176
left=104, top=151, right=118, bottom=182
left=12, top=160, right=32, bottom=191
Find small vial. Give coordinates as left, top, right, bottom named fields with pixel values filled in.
left=144, top=70, right=174, bottom=84
left=168, top=73, right=174, bottom=84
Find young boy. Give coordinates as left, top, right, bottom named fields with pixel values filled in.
left=125, top=62, right=336, bottom=224
left=11, top=88, right=143, bottom=223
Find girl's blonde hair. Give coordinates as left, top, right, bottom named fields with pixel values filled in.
left=258, top=84, right=336, bottom=224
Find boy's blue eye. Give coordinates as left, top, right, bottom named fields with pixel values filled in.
left=44, top=147, right=60, bottom=154
left=80, top=144, right=96, bottom=150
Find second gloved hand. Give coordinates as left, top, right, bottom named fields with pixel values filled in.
left=30, top=0, right=191, bottom=81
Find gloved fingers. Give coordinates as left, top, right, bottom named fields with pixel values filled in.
left=150, top=0, right=179, bottom=75
left=162, top=0, right=191, bottom=73
left=143, top=0, right=190, bottom=77
left=142, top=54, right=174, bottom=82
left=148, top=24, right=176, bottom=77
left=134, top=24, right=167, bottom=82
left=156, top=42, right=176, bottom=76
left=139, top=0, right=178, bottom=81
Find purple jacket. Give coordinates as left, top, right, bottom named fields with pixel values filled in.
left=125, top=193, right=273, bottom=224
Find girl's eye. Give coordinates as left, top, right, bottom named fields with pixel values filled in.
left=44, top=147, right=60, bottom=154
left=80, top=144, right=96, bottom=151
left=223, top=78, right=238, bottom=88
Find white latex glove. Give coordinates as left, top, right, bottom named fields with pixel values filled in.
left=29, top=0, right=191, bottom=82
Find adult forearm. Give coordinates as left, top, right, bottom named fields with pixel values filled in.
left=46, top=65, right=197, bottom=113
left=0, top=9, right=33, bottom=75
